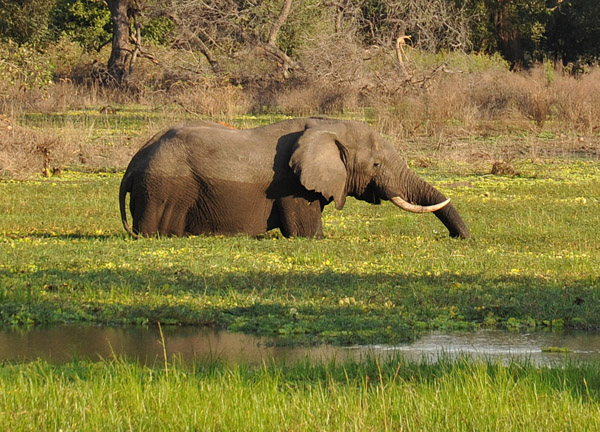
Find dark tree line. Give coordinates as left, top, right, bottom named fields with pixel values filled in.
left=1, top=0, right=599, bottom=84
left=453, top=0, right=600, bottom=67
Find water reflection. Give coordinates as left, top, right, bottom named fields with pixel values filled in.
left=368, top=330, right=600, bottom=365
left=2, top=326, right=600, bottom=366
left=0, top=326, right=349, bottom=365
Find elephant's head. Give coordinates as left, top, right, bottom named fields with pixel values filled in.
left=289, top=119, right=470, bottom=238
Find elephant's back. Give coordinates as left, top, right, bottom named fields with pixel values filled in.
left=132, top=121, right=278, bottom=186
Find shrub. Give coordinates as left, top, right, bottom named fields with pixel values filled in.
left=552, top=68, right=600, bottom=133
left=0, top=117, right=76, bottom=177
left=0, top=41, right=54, bottom=90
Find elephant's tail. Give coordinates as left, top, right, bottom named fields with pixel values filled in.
left=119, top=171, right=138, bottom=238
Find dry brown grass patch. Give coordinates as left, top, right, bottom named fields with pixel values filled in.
left=0, top=116, right=79, bottom=177
left=552, top=68, right=600, bottom=133
left=0, top=114, right=138, bottom=178
left=172, top=80, right=251, bottom=121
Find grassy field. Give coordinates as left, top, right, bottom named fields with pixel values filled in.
left=1, top=110, right=600, bottom=429
left=2, top=356, right=600, bottom=431
left=1, top=149, right=599, bottom=343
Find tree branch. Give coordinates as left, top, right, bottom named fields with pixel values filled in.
left=267, top=0, right=292, bottom=46
left=264, top=0, right=299, bottom=78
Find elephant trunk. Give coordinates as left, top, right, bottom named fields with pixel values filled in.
left=432, top=199, right=470, bottom=239
left=388, top=167, right=470, bottom=239
left=407, top=170, right=469, bottom=239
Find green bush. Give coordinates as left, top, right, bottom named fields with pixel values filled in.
left=0, top=41, right=54, bottom=90
left=50, top=0, right=112, bottom=52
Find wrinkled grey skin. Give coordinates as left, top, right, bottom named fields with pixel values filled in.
left=119, top=118, right=469, bottom=239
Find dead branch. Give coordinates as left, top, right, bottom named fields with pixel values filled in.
left=267, top=0, right=293, bottom=46
left=395, top=32, right=412, bottom=79
left=264, top=0, right=299, bottom=78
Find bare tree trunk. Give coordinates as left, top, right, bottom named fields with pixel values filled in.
left=197, top=40, right=224, bottom=75
left=129, top=4, right=143, bottom=74
left=106, top=0, right=132, bottom=83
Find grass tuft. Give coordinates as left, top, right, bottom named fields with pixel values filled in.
left=2, top=356, right=600, bottom=430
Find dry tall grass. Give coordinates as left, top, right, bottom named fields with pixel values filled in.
left=1, top=45, right=599, bottom=178
left=371, top=63, right=600, bottom=136
left=0, top=116, right=77, bottom=177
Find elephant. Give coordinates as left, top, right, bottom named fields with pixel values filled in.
left=119, top=117, right=469, bottom=239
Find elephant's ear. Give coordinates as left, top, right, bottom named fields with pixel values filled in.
left=289, top=128, right=347, bottom=210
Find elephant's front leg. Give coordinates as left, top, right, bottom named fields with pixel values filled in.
left=275, top=195, right=325, bottom=238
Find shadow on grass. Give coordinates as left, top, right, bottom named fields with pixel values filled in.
left=1, top=267, right=598, bottom=343
left=3, top=232, right=122, bottom=241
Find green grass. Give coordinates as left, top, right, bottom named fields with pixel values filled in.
left=2, top=356, right=600, bottom=431
left=2, top=112, right=600, bottom=429
left=1, top=160, right=599, bottom=343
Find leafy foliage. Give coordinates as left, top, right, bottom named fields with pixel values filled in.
left=545, top=0, right=600, bottom=65
left=2, top=0, right=600, bottom=82
left=50, top=0, right=112, bottom=52
left=0, top=0, right=56, bottom=45
left=0, top=40, right=54, bottom=89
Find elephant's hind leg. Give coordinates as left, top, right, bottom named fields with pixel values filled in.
left=132, top=174, right=198, bottom=236
left=276, top=196, right=325, bottom=238
left=130, top=188, right=185, bottom=237
left=130, top=187, right=158, bottom=236
left=157, top=202, right=188, bottom=236
left=133, top=200, right=188, bottom=237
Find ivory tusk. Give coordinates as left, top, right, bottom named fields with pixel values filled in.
left=390, top=196, right=450, bottom=213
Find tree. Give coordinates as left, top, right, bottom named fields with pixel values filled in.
left=160, top=0, right=300, bottom=80
left=0, top=0, right=56, bottom=45
left=454, top=0, right=559, bottom=67
left=51, top=0, right=112, bottom=53
left=337, top=0, right=471, bottom=52
left=545, top=0, right=600, bottom=65
left=104, top=0, right=139, bottom=82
